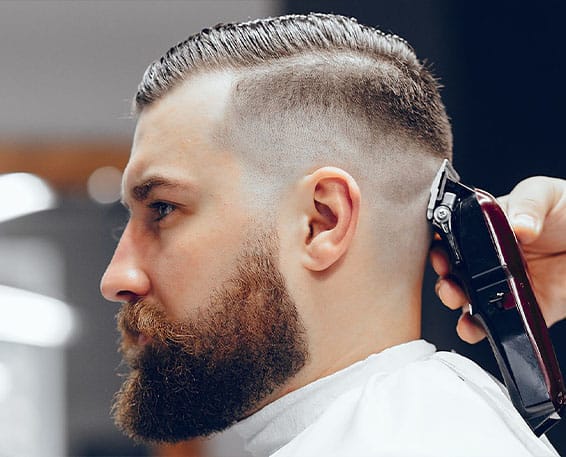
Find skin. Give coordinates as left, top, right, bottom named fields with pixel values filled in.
left=100, top=70, right=423, bottom=412
left=431, top=176, right=566, bottom=342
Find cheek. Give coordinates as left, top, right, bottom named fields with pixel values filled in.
left=150, top=215, right=250, bottom=319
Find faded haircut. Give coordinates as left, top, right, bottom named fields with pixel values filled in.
left=134, top=12, right=453, bottom=277
left=135, top=13, right=451, bottom=161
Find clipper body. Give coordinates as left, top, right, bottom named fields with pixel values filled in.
left=427, top=160, right=565, bottom=435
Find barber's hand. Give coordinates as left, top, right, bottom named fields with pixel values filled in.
left=430, top=176, right=566, bottom=343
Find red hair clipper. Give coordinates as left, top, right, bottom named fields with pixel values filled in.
left=427, top=159, right=565, bottom=435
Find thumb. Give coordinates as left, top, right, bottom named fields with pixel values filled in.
left=504, top=176, right=559, bottom=244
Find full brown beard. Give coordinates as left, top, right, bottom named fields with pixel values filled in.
left=112, top=230, right=308, bottom=444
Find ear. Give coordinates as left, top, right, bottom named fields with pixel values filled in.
left=300, top=167, right=361, bottom=272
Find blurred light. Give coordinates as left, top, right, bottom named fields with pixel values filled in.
left=0, top=285, right=75, bottom=347
left=0, top=173, right=57, bottom=224
left=87, top=166, right=122, bottom=204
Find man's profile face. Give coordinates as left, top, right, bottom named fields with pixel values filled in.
left=100, top=73, right=307, bottom=442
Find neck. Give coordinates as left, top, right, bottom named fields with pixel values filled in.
left=309, top=289, right=422, bottom=382
left=266, top=275, right=423, bottom=408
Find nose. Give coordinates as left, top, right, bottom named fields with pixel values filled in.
left=100, top=226, right=150, bottom=303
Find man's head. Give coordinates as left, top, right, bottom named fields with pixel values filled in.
left=101, top=13, right=452, bottom=444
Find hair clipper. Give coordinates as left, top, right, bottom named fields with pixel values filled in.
left=427, top=159, right=565, bottom=436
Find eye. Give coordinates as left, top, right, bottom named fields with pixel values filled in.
left=148, top=201, right=176, bottom=222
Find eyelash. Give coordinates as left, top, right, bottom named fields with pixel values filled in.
left=148, top=201, right=176, bottom=222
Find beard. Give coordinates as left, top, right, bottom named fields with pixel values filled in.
left=112, top=229, right=308, bottom=444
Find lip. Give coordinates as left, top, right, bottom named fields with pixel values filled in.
left=120, top=328, right=151, bottom=353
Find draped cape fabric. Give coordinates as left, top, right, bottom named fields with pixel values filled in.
left=208, top=339, right=558, bottom=457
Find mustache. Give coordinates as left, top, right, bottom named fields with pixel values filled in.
left=116, top=300, right=201, bottom=351
left=117, top=300, right=163, bottom=339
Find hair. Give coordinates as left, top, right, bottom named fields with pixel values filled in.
left=134, top=13, right=453, bottom=276
left=135, top=13, right=452, bottom=161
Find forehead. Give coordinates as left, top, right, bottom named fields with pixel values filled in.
left=123, top=71, right=237, bottom=192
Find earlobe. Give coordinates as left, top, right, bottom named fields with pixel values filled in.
left=302, top=167, right=361, bottom=272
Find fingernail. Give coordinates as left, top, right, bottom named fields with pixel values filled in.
left=512, top=214, right=538, bottom=232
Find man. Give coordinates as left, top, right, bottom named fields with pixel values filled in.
left=100, top=13, right=564, bottom=456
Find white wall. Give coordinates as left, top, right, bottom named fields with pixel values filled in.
left=0, top=0, right=281, bottom=138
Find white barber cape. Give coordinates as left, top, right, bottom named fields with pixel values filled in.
left=207, top=340, right=558, bottom=457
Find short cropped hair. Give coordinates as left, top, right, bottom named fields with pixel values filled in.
left=135, top=13, right=452, bottom=160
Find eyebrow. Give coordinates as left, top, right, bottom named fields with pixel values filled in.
left=128, top=176, right=196, bottom=202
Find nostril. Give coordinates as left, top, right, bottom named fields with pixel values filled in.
left=116, top=290, right=142, bottom=304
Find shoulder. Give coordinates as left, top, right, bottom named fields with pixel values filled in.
left=275, top=349, right=558, bottom=457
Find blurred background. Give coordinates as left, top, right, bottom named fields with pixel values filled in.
left=0, top=1, right=564, bottom=455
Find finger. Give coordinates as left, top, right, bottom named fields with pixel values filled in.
left=456, top=311, right=486, bottom=344
left=429, top=246, right=450, bottom=276
left=505, top=176, right=561, bottom=245
left=436, top=278, right=469, bottom=311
